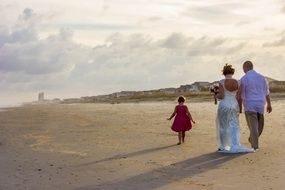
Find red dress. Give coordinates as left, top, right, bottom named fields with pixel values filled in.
left=171, top=105, right=192, bottom=132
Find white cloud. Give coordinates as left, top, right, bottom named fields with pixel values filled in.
left=263, top=33, right=285, bottom=47
left=182, top=3, right=251, bottom=25
left=0, top=28, right=83, bottom=75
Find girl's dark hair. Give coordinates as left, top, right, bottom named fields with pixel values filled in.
left=178, top=96, right=186, bottom=103
left=222, top=63, right=235, bottom=76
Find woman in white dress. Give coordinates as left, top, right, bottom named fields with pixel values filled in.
left=215, top=64, right=254, bottom=153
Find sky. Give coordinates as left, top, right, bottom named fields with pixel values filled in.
left=0, top=0, right=285, bottom=106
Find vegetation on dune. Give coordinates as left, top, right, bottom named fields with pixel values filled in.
left=269, top=88, right=285, bottom=93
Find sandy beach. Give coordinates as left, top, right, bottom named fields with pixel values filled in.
left=0, top=100, right=285, bottom=190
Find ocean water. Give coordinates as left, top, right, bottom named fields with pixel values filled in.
left=0, top=95, right=35, bottom=109
left=0, top=103, right=22, bottom=110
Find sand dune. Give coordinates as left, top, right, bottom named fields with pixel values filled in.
left=0, top=100, right=284, bottom=190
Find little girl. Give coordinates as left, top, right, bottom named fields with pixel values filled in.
left=168, top=96, right=195, bottom=145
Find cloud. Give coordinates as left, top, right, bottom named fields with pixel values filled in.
left=235, top=21, right=253, bottom=26
left=0, top=27, right=84, bottom=75
left=253, top=53, right=285, bottom=80
left=282, top=5, right=285, bottom=13
left=263, top=35, right=285, bottom=47
left=102, top=0, right=110, bottom=11
left=0, top=8, right=39, bottom=46
left=147, top=16, right=163, bottom=22
left=19, top=8, right=34, bottom=21
left=159, top=33, right=191, bottom=49
left=59, top=23, right=135, bottom=31
left=182, top=3, right=251, bottom=25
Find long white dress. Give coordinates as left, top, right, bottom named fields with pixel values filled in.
left=216, top=77, right=254, bottom=153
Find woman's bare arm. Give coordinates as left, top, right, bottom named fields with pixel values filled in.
left=236, top=85, right=243, bottom=113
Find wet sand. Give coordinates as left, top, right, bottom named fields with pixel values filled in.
left=0, top=100, right=284, bottom=190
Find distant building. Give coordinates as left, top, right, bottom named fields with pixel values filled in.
left=176, top=85, right=197, bottom=92
left=112, top=91, right=136, bottom=98
left=38, top=92, right=44, bottom=101
left=192, top=82, right=211, bottom=91
left=176, top=82, right=211, bottom=92
left=158, top=88, right=176, bottom=94
left=62, top=98, right=81, bottom=103
left=140, top=91, right=155, bottom=95
left=52, top=98, right=61, bottom=103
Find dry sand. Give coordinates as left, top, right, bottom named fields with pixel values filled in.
left=0, top=100, right=285, bottom=190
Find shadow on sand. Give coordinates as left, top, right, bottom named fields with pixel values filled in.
left=74, top=151, right=246, bottom=190
left=75, top=144, right=177, bottom=167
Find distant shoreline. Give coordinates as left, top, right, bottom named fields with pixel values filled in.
left=0, top=103, right=24, bottom=109
left=2, top=92, right=285, bottom=110
left=62, top=92, right=285, bottom=104
left=3, top=92, right=283, bottom=108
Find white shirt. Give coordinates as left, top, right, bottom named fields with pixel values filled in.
left=240, top=70, right=269, bottom=114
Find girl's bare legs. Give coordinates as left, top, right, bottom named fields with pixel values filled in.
left=182, top=131, right=185, bottom=143
left=177, top=132, right=182, bottom=145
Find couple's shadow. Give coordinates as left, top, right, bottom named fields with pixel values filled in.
left=74, top=144, right=245, bottom=190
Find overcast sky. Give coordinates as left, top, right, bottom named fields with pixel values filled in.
left=1, top=0, right=285, bottom=106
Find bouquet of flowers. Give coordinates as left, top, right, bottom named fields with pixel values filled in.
left=210, top=84, right=219, bottom=104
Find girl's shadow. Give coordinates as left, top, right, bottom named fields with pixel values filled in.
left=75, top=144, right=177, bottom=167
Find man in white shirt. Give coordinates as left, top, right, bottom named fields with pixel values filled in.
left=238, top=61, right=272, bottom=150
